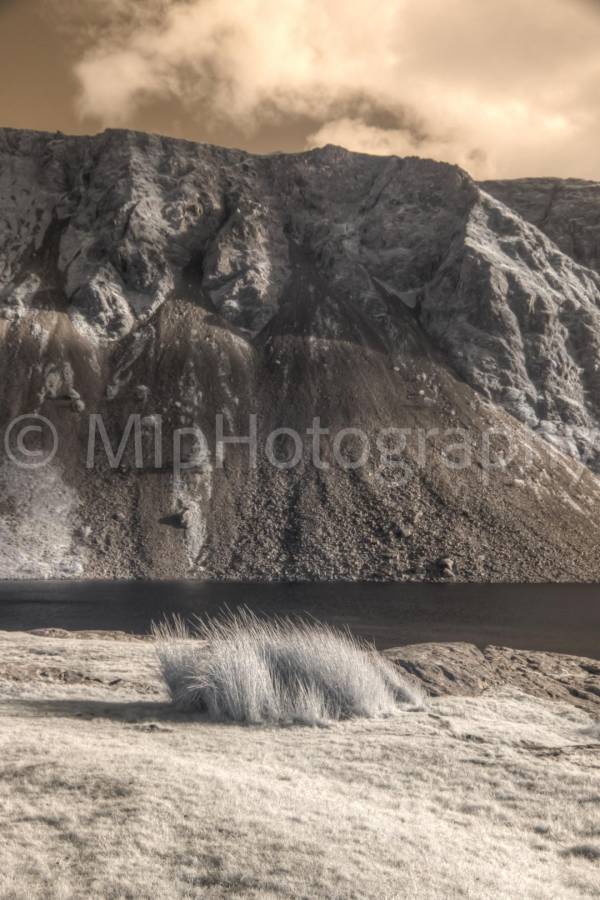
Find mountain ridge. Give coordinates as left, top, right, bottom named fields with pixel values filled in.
left=1, top=127, right=600, bottom=580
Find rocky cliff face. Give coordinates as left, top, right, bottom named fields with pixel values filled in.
left=1, top=128, right=600, bottom=580
left=482, top=177, right=600, bottom=275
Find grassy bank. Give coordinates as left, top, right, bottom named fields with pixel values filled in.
left=0, top=631, right=599, bottom=898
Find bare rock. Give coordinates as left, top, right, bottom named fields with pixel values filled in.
left=482, top=177, right=600, bottom=275
left=385, top=642, right=497, bottom=698
left=2, top=128, right=600, bottom=579
left=437, top=557, right=455, bottom=577
left=384, top=642, right=600, bottom=713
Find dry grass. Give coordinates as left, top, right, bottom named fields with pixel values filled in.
left=0, top=631, right=599, bottom=899
left=153, top=611, right=422, bottom=723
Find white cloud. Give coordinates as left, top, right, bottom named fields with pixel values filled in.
left=305, top=118, right=487, bottom=174
left=67, top=0, right=600, bottom=178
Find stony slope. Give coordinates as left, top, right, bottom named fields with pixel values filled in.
left=1, top=128, right=600, bottom=579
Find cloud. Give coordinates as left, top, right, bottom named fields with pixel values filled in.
left=61, top=0, right=600, bottom=178
left=305, top=118, right=490, bottom=174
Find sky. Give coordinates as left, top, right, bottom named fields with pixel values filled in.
left=1, top=0, right=599, bottom=179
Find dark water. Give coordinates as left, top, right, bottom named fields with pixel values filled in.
left=0, top=581, right=599, bottom=657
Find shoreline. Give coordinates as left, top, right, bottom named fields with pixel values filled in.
left=2, top=629, right=599, bottom=712
left=2, top=580, right=600, bottom=658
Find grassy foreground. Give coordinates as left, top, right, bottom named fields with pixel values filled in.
left=1, top=631, right=599, bottom=899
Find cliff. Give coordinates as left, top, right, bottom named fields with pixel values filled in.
left=1, top=128, right=600, bottom=580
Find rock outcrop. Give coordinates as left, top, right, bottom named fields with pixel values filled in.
left=385, top=642, right=600, bottom=714
left=482, top=177, right=600, bottom=275
left=1, top=128, right=600, bottom=579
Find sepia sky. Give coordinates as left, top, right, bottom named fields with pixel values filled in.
left=1, top=0, right=600, bottom=179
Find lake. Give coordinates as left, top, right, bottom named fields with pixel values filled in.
left=0, top=581, right=599, bottom=658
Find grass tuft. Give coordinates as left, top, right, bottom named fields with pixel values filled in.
left=153, top=609, right=423, bottom=724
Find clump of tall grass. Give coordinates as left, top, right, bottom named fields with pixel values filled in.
left=153, top=609, right=423, bottom=724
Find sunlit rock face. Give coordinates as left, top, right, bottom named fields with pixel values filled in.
left=1, top=128, right=600, bottom=580
left=482, top=177, right=600, bottom=276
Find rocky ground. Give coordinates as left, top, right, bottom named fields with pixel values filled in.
left=0, top=630, right=599, bottom=899
left=1, top=130, right=600, bottom=580
left=386, top=641, right=600, bottom=716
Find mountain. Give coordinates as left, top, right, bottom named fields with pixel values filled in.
left=1, top=127, right=600, bottom=580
